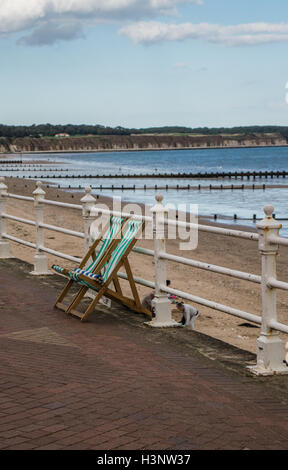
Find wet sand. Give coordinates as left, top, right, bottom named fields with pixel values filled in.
left=3, top=176, right=288, bottom=356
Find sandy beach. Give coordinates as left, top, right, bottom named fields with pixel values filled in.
left=3, top=176, right=288, bottom=356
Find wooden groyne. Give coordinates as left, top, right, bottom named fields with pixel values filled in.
left=0, top=166, right=68, bottom=172
left=0, top=160, right=23, bottom=164
left=7, top=170, right=288, bottom=179
left=50, top=183, right=284, bottom=192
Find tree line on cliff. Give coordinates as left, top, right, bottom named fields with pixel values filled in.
left=1, top=123, right=288, bottom=139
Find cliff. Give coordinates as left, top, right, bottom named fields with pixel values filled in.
left=2, top=133, right=288, bottom=154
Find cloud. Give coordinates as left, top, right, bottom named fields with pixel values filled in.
left=119, top=21, right=288, bottom=46
left=173, top=61, right=189, bottom=68
left=0, top=0, right=201, bottom=36
left=7, top=1, right=285, bottom=50
left=18, top=22, right=85, bottom=46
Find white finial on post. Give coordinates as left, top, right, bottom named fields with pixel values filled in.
left=31, top=180, right=50, bottom=275
left=249, top=205, right=288, bottom=375
left=147, top=194, right=180, bottom=328
left=81, top=186, right=96, bottom=207
left=0, top=177, right=10, bottom=258
left=33, top=181, right=46, bottom=202
left=155, top=193, right=164, bottom=205
left=263, top=205, right=274, bottom=219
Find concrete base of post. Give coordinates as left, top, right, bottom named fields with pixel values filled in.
left=145, top=297, right=181, bottom=328
left=248, top=335, right=288, bottom=376
left=30, top=254, right=52, bottom=276
left=0, top=241, right=10, bottom=259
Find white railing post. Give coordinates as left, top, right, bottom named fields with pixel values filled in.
left=81, top=187, right=101, bottom=302
left=31, top=181, right=51, bottom=275
left=148, top=194, right=179, bottom=328
left=0, top=177, right=10, bottom=258
left=81, top=186, right=97, bottom=252
left=249, top=205, right=288, bottom=375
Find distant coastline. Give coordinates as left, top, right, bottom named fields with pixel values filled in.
left=2, top=144, right=288, bottom=156
left=0, top=133, right=287, bottom=155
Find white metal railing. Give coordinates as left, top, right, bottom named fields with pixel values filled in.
left=160, top=251, right=262, bottom=284
left=165, top=217, right=260, bottom=241
left=1, top=177, right=288, bottom=376
left=2, top=214, right=36, bottom=226
left=39, top=222, right=84, bottom=239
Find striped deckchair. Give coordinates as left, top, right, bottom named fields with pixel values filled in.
left=52, top=216, right=126, bottom=312
left=57, top=218, right=151, bottom=322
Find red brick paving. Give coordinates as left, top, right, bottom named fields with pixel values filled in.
left=1, top=258, right=288, bottom=450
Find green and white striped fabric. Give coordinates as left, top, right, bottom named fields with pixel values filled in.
left=101, top=219, right=142, bottom=283
left=67, top=219, right=142, bottom=291
left=68, top=216, right=124, bottom=284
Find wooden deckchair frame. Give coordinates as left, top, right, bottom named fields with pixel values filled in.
left=54, top=216, right=127, bottom=312
left=58, top=219, right=152, bottom=321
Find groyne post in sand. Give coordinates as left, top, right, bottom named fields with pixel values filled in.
left=30, top=181, right=51, bottom=276
left=148, top=194, right=180, bottom=328
left=0, top=177, right=10, bottom=258
left=249, top=205, right=288, bottom=376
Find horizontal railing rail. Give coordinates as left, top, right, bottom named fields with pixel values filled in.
left=39, top=199, right=82, bottom=210
left=160, top=251, right=262, bottom=284
left=38, top=222, right=85, bottom=239
left=166, top=218, right=259, bottom=241
left=39, top=246, right=82, bottom=264
left=7, top=193, right=34, bottom=202
left=2, top=213, right=36, bottom=226
left=267, top=277, right=288, bottom=291
left=3, top=234, right=37, bottom=249
left=269, top=234, right=288, bottom=247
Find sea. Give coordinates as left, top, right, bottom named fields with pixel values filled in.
left=3, top=145, right=288, bottom=236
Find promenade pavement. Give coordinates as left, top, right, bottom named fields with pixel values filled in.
left=1, top=258, right=288, bottom=450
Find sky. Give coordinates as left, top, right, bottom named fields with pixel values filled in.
left=1, top=0, right=288, bottom=129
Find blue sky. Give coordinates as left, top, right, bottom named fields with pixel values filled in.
left=1, top=0, right=288, bottom=128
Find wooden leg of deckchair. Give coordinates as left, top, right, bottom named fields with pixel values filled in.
left=54, top=279, right=74, bottom=312
left=55, top=279, right=73, bottom=304
left=53, top=250, right=95, bottom=312
left=123, top=257, right=142, bottom=310
left=66, top=286, right=89, bottom=314
left=54, top=231, right=105, bottom=308
left=81, top=288, right=106, bottom=322
left=112, top=275, right=123, bottom=296
left=102, top=286, right=153, bottom=318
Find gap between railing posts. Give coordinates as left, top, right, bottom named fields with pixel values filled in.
left=30, top=183, right=97, bottom=275
left=147, top=194, right=180, bottom=328
left=0, top=177, right=10, bottom=258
